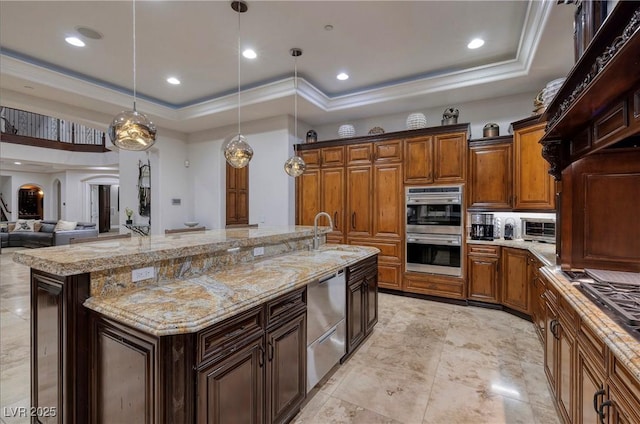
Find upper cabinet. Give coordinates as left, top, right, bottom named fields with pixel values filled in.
left=468, top=136, right=513, bottom=210
left=404, top=130, right=467, bottom=184
left=512, top=118, right=556, bottom=211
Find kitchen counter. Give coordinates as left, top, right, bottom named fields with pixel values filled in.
left=467, top=238, right=556, bottom=266
left=541, top=266, right=640, bottom=385
left=84, top=244, right=378, bottom=336
left=12, top=225, right=329, bottom=276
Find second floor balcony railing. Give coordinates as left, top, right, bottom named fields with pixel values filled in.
left=0, top=106, right=108, bottom=152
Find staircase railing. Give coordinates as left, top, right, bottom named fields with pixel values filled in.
left=0, top=106, right=107, bottom=151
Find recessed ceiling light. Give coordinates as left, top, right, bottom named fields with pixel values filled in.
left=467, top=38, right=485, bottom=49
left=243, top=49, right=257, bottom=59
left=14, top=162, right=22, bottom=165
left=76, top=26, right=103, bottom=40
left=337, top=72, right=349, bottom=81
left=167, top=77, right=181, bottom=85
left=324, top=24, right=334, bottom=31
left=65, top=36, right=85, bottom=47
left=23, top=85, right=34, bottom=90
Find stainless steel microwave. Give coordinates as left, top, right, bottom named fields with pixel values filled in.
left=521, top=218, right=556, bottom=243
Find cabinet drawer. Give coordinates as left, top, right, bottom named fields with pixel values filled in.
left=403, top=273, right=466, bottom=299
left=610, top=355, right=640, bottom=407
left=198, top=306, right=264, bottom=365
left=347, top=237, right=401, bottom=262
left=347, top=144, right=373, bottom=165
left=348, top=255, right=378, bottom=281
left=377, top=262, right=401, bottom=290
left=557, top=295, right=578, bottom=332
left=467, top=244, right=500, bottom=257
left=321, top=146, right=345, bottom=167
left=299, top=150, right=320, bottom=167
left=373, top=140, right=402, bottom=162
left=266, top=287, right=307, bottom=329
left=578, top=320, right=606, bottom=370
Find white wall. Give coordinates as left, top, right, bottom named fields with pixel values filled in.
left=0, top=170, right=50, bottom=221
left=0, top=176, right=12, bottom=216
left=312, top=91, right=539, bottom=141
left=188, top=115, right=295, bottom=229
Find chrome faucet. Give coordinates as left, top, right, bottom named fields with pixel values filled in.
left=313, top=212, right=334, bottom=250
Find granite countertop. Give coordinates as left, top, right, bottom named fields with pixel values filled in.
left=84, top=244, right=379, bottom=336
left=12, top=226, right=330, bottom=276
left=467, top=238, right=556, bottom=266
left=541, top=267, right=640, bottom=384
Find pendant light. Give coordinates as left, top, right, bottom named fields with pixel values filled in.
left=283, top=48, right=306, bottom=177
left=108, top=0, right=157, bottom=151
left=224, top=0, right=253, bottom=169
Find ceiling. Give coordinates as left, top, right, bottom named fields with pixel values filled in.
left=0, top=1, right=576, bottom=136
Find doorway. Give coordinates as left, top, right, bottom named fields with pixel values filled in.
left=90, top=184, right=112, bottom=233
left=225, top=163, right=249, bottom=226
left=18, top=184, right=43, bottom=219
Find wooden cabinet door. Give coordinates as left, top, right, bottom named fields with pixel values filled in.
left=576, top=346, right=605, bottom=424
left=544, top=301, right=559, bottom=397
left=226, top=164, right=249, bottom=226
left=468, top=142, right=513, bottom=210
left=347, top=143, right=372, bottom=166
left=296, top=169, right=321, bottom=226
left=197, top=337, right=265, bottom=424
left=557, top=317, right=575, bottom=424
left=531, top=271, right=546, bottom=341
left=321, top=146, right=345, bottom=167
left=501, top=248, right=530, bottom=313
left=434, top=132, right=466, bottom=183
left=467, top=255, right=500, bottom=303
left=299, top=150, right=320, bottom=168
left=346, top=166, right=372, bottom=237
left=266, top=313, right=306, bottom=424
left=513, top=122, right=555, bottom=210
left=346, top=279, right=366, bottom=354
left=373, top=140, right=402, bottom=163
left=364, top=269, right=378, bottom=334
left=403, top=135, right=433, bottom=183
left=321, top=167, right=345, bottom=241
left=372, top=163, right=402, bottom=238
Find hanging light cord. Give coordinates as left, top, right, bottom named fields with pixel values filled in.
left=294, top=55, right=298, bottom=144
left=132, top=0, right=137, bottom=112
left=237, top=7, right=242, bottom=135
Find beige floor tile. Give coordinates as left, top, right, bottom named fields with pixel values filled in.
left=423, top=378, right=536, bottom=424
left=530, top=402, right=562, bottom=424
left=520, top=361, right=556, bottom=408
left=292, top=390, right=330, bottom=423
left=297, top=396, right=402, bottom=424
left=332, top=363, right=432, bottom=424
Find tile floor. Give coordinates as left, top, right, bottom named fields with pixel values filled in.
left=0, top=247, right=561, bottom=424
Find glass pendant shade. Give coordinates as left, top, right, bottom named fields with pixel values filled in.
left=224, top=134, right=253, bottom=168
left=284, top=154, right=306, bottom=177
left=109, top=110, right=157, bottom=151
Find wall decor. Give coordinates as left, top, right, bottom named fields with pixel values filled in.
left=306, top=130, right=317, bottom=143
left=406, top=112, right=427, bottom=129
left=338, top=124, right=355, bottom=138
left=138, top=159, right=150, bottom=217
left=368, top=126, right=385, bottom=135
left=441, top=108, right=459, bottom=125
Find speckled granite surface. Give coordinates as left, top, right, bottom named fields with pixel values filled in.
left=12, top=226, right=330, bottom=276
left=541, top=266, right=640, bottom=385
left=84, top=244, right=378, bottom=336
left=467, top=239, right=557, bottom=266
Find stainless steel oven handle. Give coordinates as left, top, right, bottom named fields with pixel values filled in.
left=407, top=237, right=460, bottom=245
left=407, top=197, right=459, bottom=204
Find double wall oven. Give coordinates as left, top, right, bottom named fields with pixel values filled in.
left=406, top=186, right=463, bottom=277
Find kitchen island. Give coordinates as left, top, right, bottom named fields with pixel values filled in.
left=13, top=226, right=379, bottom=424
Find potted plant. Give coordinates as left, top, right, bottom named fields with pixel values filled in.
left=125, top=207, right=134, bottom=224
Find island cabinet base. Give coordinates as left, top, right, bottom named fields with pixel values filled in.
left=89, top=287, right=308, bottom=424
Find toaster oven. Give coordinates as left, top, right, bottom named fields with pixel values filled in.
left=521, top=218, right=556, bottom=243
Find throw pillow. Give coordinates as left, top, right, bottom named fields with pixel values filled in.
left=40, top=223, right=56, bottom=233
left=8, top=223, right=15, bottom=232
left=0, top=223, right=7, bottom=233
left=12, top=219, right=35, bottom=232
left=34, top=221, right=43, bottom=232
left=54, top=220, right=77, bottom=231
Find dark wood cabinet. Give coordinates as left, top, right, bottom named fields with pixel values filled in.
left=403, top=135, right=433, bottom=184
left=31, top=270, right=90, bottom=424
left=345, top=256, right=378, bottom=359
left=466, top=244, right=500, bottom=304
left=501, top=247, right=530, bottom=314
left=226, top=163, right=249, bottom=226
left=265, top=312, right=306, bottom=424
left=433, top=131, right=466, bottom=183
left=560, top=148, right=640, bottom=272
left=468, top=138, right=513, bottom=210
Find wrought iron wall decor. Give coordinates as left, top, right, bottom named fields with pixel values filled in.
left=138, top=159, right=150, bottom=217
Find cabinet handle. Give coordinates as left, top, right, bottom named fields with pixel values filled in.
left=598, top=400, right=612, bottom=424
left=550, top=319, right=558, bottom=339
left=334, top=211, right=338, bottom=229
left=593, top=387, right=605, bottom=414
left=268, top=341, right=274, bottom=361
left=351, top=212, right=356, bottom=229
left=258, top=344, right=265, bottom=367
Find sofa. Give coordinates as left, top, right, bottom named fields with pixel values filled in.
left=0, top=220, right=98, bottom=248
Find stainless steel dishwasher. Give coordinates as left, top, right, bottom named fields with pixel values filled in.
left=306, top=269, right=346, bottom=392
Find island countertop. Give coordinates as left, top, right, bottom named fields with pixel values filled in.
left=12, top=226, right=330, bottom=276
left=84, top=244, right=379, bottom=336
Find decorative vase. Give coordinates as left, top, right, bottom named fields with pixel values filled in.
left=483, top=123, right=500, bottom=137
left=441, top=108, right=459, bottom=125
left=406, top=113, right=427, bottom=129
left=306, top=130, right=317, bottom=143
left=338, top=124, right=355, bottom=138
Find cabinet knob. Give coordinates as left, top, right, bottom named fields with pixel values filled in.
left=598, top=400, right=612, bottom=424
left=593, top=387, right=605, bottom=415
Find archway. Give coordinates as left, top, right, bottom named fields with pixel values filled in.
left=18, top=184, right=44, bottom=219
